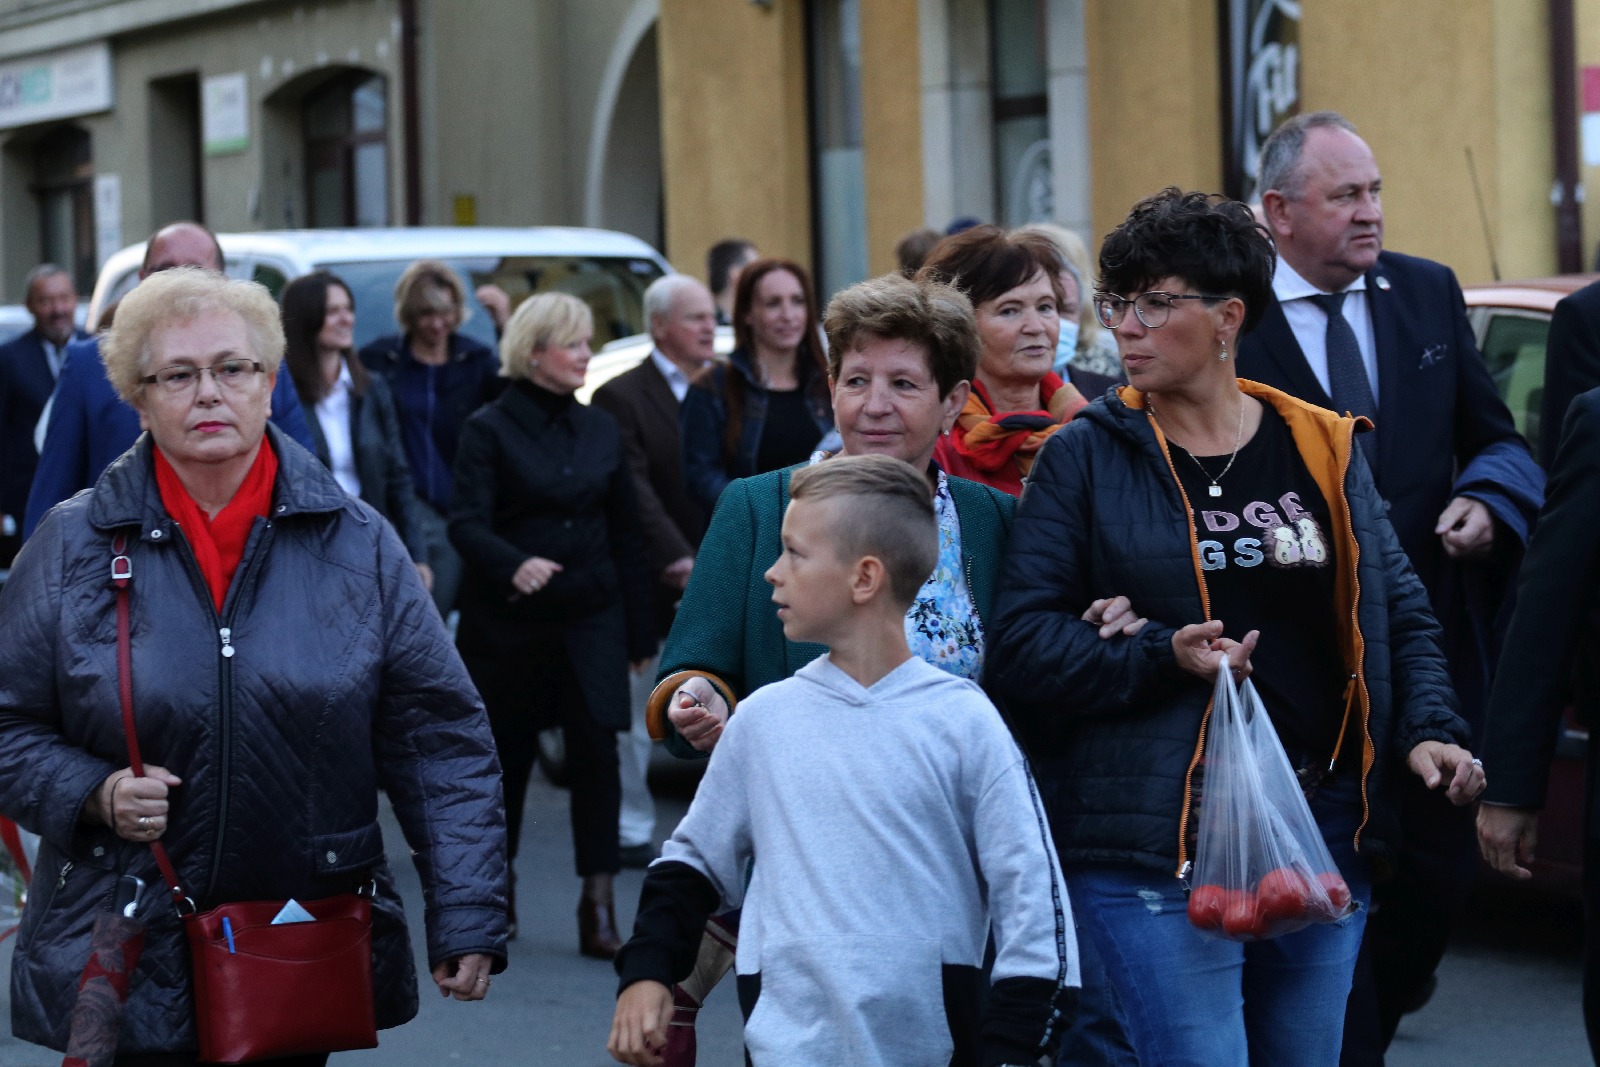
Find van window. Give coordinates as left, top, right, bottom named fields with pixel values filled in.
left=319, top=255, right=666, bottom=351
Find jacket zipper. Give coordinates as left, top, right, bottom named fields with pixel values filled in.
left=1145, top=413, right=1215, bottom=881
left=1335, top=427, right=1374, bottom=848
left=166, top=520, right=274, bottom=902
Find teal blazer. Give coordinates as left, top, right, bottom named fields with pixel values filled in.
left=648, top=465, right=1015, bottom=758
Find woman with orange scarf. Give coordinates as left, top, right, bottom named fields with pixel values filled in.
left=922, top=225, right=1089, bottom=495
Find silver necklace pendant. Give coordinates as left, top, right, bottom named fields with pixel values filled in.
left=1208, top=484, right=1223, bottom=497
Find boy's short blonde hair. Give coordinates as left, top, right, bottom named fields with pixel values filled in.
left=499, top=292, right=593, bottom=379
left=788, top=454, right=937, bottom=605
left=103, top=267, right=284, bottom=403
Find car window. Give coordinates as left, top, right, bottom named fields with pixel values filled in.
left=317, top=255, right=666, bottom=352
left=252, top=263, right=289, bottom=300
left=1478, top=309, right=1549, bottom=465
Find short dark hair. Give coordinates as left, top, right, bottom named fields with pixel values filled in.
left=788, top=454, right=937, bottom=607
left=1257, top=111, right=1361, bottom=201
left=893, top=228, right=943, bottom=277
left=1097, top=188, right=1276, bottom=335
left=281, top=271, right=369, bottom=406
left=823, top=273, right=978, bottom=399
left=915, top=224, right=1066, bottom=309
left=707, top=238, right=757, bottom=296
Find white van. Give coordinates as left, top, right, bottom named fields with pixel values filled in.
left=88, top=226, right=673, bottom=352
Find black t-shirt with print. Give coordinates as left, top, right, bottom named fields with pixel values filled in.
left=1170, top=404, right=1350, bottom=766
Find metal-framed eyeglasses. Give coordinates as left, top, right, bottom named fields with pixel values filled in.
left=1093, top=291, right=1230, bottom=330
left=141, top=359, right=266, bottom=395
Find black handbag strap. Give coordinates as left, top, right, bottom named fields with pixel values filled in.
left=110, top=532, right=193, bottom=915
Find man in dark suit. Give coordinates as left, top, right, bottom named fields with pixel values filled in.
left=0, top=264, right=86, bottom=565
left=1478, top=385, right=1600, bottom=1060
left=1238, top=111, right=1543, bottom=1065
left=1539, top=279, right=1600, bottom=466
left=591, top=274, right=714, bottom=867
left=22, top=221, right=311, bottom=539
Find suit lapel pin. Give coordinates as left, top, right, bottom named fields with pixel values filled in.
left=1375, top=275, right=1391, bottom=291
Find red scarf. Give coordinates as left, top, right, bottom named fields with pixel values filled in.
left=947, top=373, right=1087, bottom=478
left=153, top=440, right=279, bottom=613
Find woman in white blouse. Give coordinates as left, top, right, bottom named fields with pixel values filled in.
left=281, top=271, right=435, bottom=589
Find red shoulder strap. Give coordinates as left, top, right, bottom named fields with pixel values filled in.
left=111, top=533, right=191, bottom=913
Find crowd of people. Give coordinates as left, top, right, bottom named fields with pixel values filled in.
left=0, top=106, right=1591, bottom=1067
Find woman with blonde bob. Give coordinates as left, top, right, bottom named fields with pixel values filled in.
left=0, top=268, right=509, bottom=1062
left=450, top=292, right=655, bottom=960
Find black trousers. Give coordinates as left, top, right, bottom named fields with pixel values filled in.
left=467, top=650, right=621, bottom=878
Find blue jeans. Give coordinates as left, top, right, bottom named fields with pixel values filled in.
left=1066, top=776, right=1372, bottom=1067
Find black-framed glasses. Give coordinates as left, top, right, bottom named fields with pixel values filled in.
left=141, top=358, right=265, bottom=395
left=1093, top=291, right=1230, bottom=330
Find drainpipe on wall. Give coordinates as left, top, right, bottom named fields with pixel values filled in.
left=399, top=0, right=422, bottom=226
left=1550, top=0, right=1582, bottom=272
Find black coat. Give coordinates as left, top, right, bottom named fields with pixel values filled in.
left=0, top=425, right=508, bottom=1055
left=449, top=381, right=655, bottom=730
left=0, top=328, right=85, bottom=521
left=1540, top=278, right=1600, bottom=466
left=299, top=370, right=432, bottom=560
left=1481, top=387, right=1600, bottom=822
left=987, top=383, right=1469, bottom=877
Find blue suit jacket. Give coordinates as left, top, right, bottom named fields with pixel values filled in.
left=22, top=336, right=313, bottom=538
left=1237, top=249, right=1543, bottom=730
left=0, top=328, right=86, bottom=523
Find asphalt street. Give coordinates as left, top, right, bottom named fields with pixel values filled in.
left=0, top=750, right=1586, bottom=1066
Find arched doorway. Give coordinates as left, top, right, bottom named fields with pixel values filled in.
left=586, top=7, right=663, bottom=249
left=261, top=66, right=391, bottom=230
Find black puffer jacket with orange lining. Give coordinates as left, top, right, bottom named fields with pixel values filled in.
left=988, top=380, right=1469, bottom=879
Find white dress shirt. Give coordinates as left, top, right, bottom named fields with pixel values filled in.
left=315, top=365, right=361, bottom=497
left=1271, top=256, right=1381, bottom=405
left=650, top=348, right=696, bottom=403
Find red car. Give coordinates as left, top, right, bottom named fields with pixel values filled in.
left=1463, top=274, right=1598, bottom=896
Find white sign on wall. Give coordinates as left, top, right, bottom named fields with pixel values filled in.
left=0, top=41, right=112, bottom=131
left=94, top=173, right=121, bottom=269
left=202, top=72, right=249, bottom=155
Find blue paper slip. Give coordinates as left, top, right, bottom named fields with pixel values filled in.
left=270, top=899, right=316, bottom=925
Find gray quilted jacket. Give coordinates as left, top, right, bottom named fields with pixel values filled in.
left=0, top=424, right=508, bottom=1055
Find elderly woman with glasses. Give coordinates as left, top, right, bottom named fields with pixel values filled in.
left=986, top=189, right=1484, bottom=1065
left=0, top=268, right=508, bottom=1065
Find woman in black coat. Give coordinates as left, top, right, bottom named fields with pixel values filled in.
left=450, top=292, right=655, bottom=960
left=281, top=271, right=433, bottom=588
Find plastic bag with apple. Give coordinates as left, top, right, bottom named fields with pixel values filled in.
left=1187, top=663, right=1356, bottom=941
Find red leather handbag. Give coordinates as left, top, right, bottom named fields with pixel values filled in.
left=109, top=535, right=379, bottom=1063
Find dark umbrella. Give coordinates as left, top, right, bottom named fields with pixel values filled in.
left=62, top=874, right=145, bottom=1067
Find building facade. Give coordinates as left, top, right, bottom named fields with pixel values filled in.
left=0, top=0, right=1587, bottom=303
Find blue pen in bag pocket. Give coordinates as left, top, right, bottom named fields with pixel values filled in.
left=222, top=916, right=235, bottom=954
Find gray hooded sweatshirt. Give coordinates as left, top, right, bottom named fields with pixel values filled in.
left=658, top=654, right=1080, bottom=1066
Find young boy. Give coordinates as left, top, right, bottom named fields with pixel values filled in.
left=608, top=455, right=1078, bottom=1067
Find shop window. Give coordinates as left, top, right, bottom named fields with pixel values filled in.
left=808, top=0, right=868, bottom=302
left=32, top=126, right=95, bottom=293
left=991, top=0, right=1051, bottom=226
left=304, top=73, right=389, bottom=228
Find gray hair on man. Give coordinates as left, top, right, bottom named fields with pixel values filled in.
left=643, top=274, right=709, bottom=328
left=1256, top=110, right=1361, bottom=201
left=22, top=263, right=70, bottom=299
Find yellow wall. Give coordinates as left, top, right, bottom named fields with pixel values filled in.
left=859, top=0, right=925, bottom=278
left=1576, top=0, right=1600, bottom=269
left=1085, top=0, right=1224, bottom=246
left=1299, top=0, right=1553, bottom=283
left=658, top=0, right=811, bottom=279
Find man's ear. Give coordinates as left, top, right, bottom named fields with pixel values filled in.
left=1260, top=190, right=1291, bottom=239
left=851, top=555, right=888, bottom=604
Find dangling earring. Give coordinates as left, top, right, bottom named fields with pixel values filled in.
left=1218, top=341, right=1230, bottom=362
